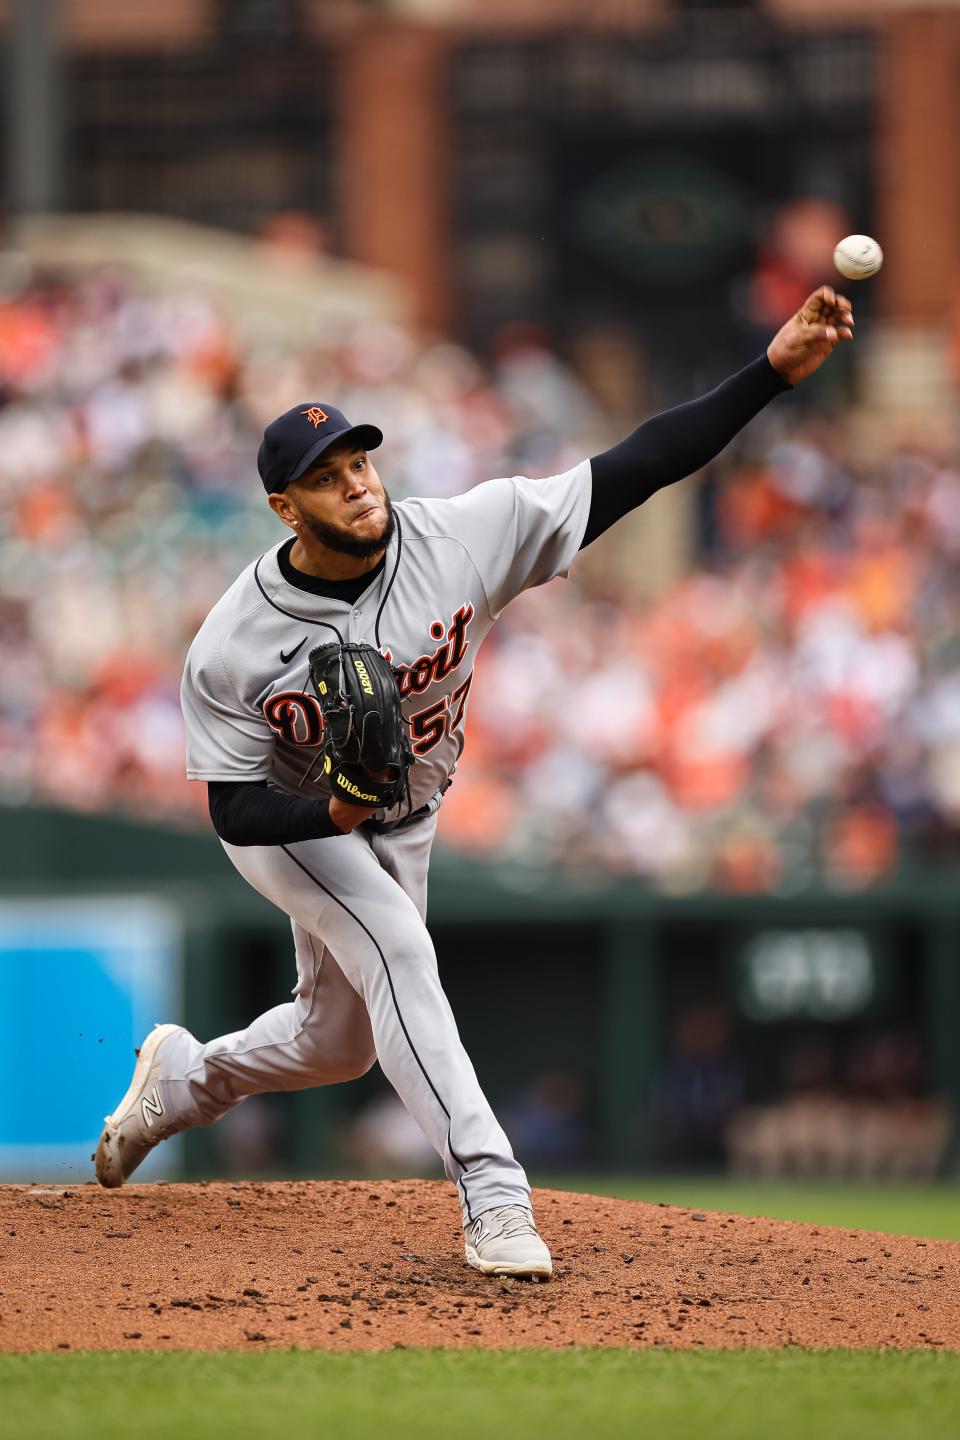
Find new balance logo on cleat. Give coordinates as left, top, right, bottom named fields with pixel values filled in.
left=141, top=1087, right=164, bottom=1127
left=464, top=1205, right=552, bottom=1277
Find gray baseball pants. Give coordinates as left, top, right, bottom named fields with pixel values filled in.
left=158, top=814, right=531, bottom=1226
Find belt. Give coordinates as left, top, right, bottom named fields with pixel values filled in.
left=360, top=779, right=452, bottom=836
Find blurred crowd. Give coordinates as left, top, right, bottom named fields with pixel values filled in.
left=653, top=1004, right=951, bottom=1180
left=450, top=422, right=960, bottom=890
left=725, top=1032, right=953, bottom=1181
left=0, top=267, right=601, bottom=829
left=2, top=267, right=960, bottom=891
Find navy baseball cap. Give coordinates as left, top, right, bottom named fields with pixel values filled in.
left=257, top=403, right=383, bottom=494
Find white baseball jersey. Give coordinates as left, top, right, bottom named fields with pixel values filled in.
left=182, top=463, right=591, bottom=820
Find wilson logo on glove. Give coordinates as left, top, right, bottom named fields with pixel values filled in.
left=335, top=774, right=380, bottom=804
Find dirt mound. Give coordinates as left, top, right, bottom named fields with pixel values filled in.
left=2, top=1180, right=958, bottom=1352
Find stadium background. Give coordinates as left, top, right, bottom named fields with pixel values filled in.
left=1, top=0, right=959, bottom=1203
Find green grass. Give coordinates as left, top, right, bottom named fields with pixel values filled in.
left=1, top=1349, right=958, bottom=1440
left=537, top=1177, right=960, bottom=1241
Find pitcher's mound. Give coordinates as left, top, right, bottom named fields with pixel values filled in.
left=2, top=1180, right=958, bottom=1352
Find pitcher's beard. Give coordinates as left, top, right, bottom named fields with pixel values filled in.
left=299, top=497, right=395, bottom=558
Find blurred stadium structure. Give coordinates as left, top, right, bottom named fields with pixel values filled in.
left=1, top=0, right=959, bottom=1179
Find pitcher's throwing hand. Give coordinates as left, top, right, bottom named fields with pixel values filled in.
left=767, top=286, right=854, bottom=386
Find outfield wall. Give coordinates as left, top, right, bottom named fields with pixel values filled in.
left=1, top=804, right=957, bottom=1179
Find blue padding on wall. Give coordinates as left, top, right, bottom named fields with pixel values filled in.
left=0, top=898, right=182, bottom=1180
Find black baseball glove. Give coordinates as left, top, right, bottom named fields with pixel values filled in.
left=308, top=641, right=413, bottom=809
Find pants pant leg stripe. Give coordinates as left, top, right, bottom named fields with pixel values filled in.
left=279, top=844, right=475, bottom=1222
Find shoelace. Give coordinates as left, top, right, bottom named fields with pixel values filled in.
left=479, top=1206, right=537, bottom=1241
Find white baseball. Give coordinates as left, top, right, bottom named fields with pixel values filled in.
left=833, top=234, right=883, bottom=280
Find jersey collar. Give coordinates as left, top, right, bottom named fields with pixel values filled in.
left=253, top=516, right=403, bottom=637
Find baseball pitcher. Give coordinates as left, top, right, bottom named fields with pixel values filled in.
left=95, top=290, right=853, bottom=1278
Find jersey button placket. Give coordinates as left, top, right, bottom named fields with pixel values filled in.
left=349, top=607, right=362, bottom=641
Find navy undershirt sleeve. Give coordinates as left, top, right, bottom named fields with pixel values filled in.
left=581, top=354, right=790, bottom=548
left=208, top=779, right=343, bottom=845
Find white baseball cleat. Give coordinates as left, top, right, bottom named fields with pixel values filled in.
left=94, top=1023, right=184, bottom=1188
left=464, top=1204, right=552, bottom=1279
